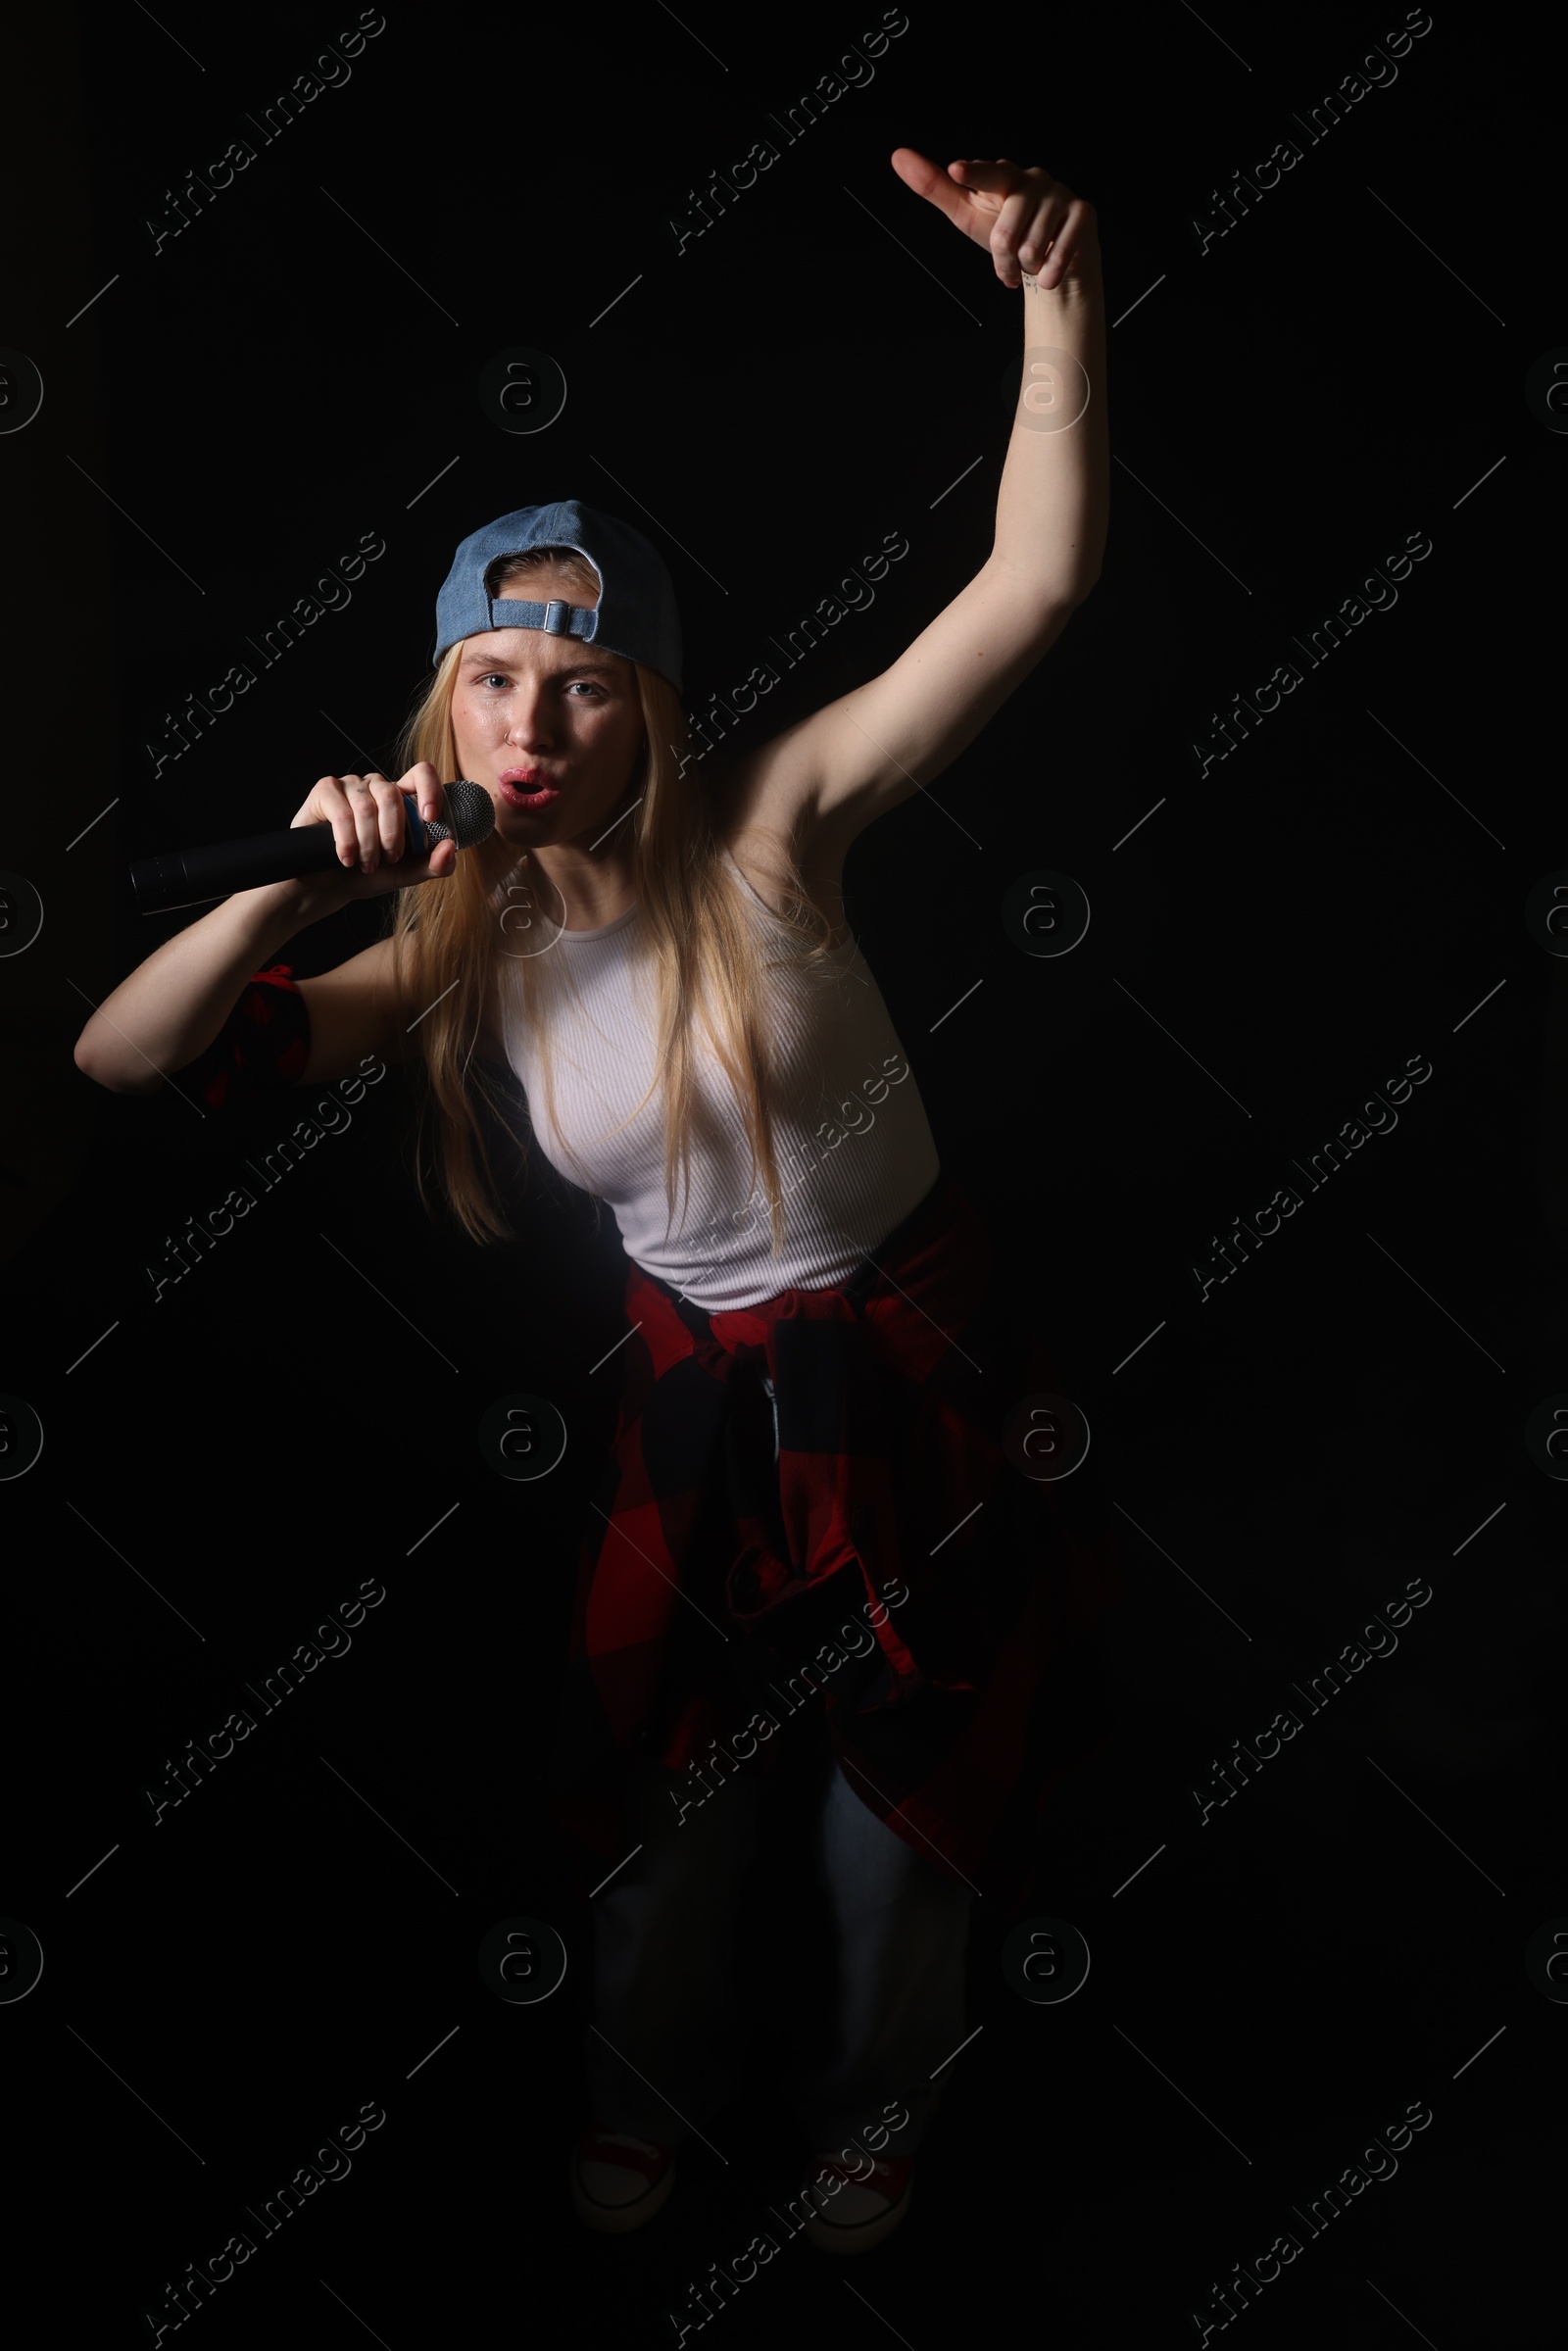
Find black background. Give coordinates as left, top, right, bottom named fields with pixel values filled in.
left=4, top=0, right=1564, bottom=2342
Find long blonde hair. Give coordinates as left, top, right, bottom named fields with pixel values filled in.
left=383, top=544, right=842, bottom=1258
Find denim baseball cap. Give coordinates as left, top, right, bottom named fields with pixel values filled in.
left=432, top=499, right=683, bottom=695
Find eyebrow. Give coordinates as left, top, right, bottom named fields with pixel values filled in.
left=462, top=649, right=620, bottom=675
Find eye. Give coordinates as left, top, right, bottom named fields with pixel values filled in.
left=470, top=673, right=607, bottom=696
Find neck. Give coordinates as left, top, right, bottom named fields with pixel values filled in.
left=520, top=839, right=637, bottom=931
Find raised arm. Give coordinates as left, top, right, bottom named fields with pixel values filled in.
left=722, top=149, right=1108, bottom=853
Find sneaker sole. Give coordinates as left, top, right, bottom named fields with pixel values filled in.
left=801, top=2173, right=913, bottom=2256
left=568, top=2150, right=677, bottom=2235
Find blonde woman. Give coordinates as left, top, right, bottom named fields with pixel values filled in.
left=76, top=148, right=1117, bottom=2256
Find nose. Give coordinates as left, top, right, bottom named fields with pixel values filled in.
left=503, top=687, right=554, bottom=749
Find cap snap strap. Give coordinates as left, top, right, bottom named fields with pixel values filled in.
left=485, top=596, right=600, bottom=641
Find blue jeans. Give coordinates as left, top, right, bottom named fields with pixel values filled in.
left=585, top=1706, right=974, bottom=2158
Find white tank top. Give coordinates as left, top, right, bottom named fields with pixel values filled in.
left=494, top=845, right=942, bottom=1310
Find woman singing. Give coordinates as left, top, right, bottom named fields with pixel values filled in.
left=75, top=148, right=1116, bottom=2258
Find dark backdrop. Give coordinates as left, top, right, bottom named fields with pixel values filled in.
left=5, top=1, right=1563, bottom=2343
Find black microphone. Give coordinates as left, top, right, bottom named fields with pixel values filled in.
left=129, top=782, right=496, bottom=914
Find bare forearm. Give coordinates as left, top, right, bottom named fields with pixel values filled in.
left=74, top=879, right=323, bottom=1094
left=993, top=227, right=1109, bottom=602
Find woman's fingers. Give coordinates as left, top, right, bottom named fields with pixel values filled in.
left=902, top=154, right=1090, bottom=284
left=294, top=768, right=456, bottom=894
left=403, top=760, right=445, bottom=830
left=397, top=764, right=456, bottom=876
left=991, top=187, right=1043, bottom=284
left=366, top=773, right=409, bottom=864
left=1034, top=195, right=1096, bottom=287
left=306, top=774, right=361, bottom=869
left=1017, top=190, right=1065, bottom=271
left=338, top=775, right=382, bottom=870
left=890, top=148, right=1030, bottom=241
left=888, top=145, right=975, bottom=228
left=946, top=157, right=1022, bottom=221
left=349, top=831, right=455, bottom=896
left=377, top=833, right=455, bottom=893
left=318, top=772, right=398, bottom=872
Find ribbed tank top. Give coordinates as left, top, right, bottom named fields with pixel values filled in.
left=494, top=845, right=942, bottom=1310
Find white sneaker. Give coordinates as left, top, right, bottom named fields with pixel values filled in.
left=800, top=2148, right=914, bottom=2254
left=569, top=2128, right=678, bottom=2233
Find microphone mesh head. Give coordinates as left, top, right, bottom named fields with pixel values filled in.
left=425, top=780, right=496, bottom=849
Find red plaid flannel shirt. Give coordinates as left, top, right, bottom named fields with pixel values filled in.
left=546, top=1173, right=1121, bottom=1917
left=177, top=963, right=311, bottom=1109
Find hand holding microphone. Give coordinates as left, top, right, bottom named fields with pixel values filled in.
left=129, top=762, right=496, bottom=915
left=290, top=763, right=468, bottom=902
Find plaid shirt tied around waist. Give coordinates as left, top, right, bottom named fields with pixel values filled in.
left=546, top=1172, right=1122, bottom=1915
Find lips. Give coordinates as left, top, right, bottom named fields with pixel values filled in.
left=497, top=772, right=561, bottom=809
left=500, top=768, right=554, bottom=787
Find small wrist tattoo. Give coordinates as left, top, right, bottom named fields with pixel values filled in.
left=1021, top=269, right=1041, bottom=293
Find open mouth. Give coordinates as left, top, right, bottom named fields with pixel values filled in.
left=498, top=773, right=561, bottom=808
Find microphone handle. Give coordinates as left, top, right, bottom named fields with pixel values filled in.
left=130, top=796, right=438, bottom=916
